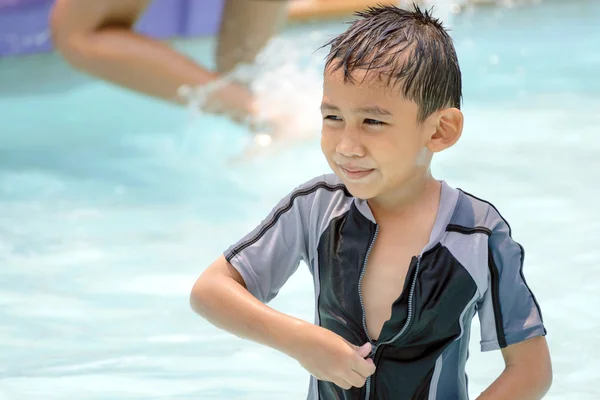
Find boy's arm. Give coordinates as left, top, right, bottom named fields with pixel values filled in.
left=476, top=207, right=551, bottom=399
left=189, top=177, right=317, bottom=353
left=190, top=254, right=312, bottom=358
left=476, top=335, right=552, bottom=400
left=190, top=178, right=376, bottom=389
left=190, top=254, right=377, bottom=389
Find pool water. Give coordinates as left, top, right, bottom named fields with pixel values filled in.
left=1, top=0, right=599, bottom=399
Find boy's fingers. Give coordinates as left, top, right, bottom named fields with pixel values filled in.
left=346, top=370, right=367, bottom=388
left=352, top=356, right=376, bottom=378
left=356, top=342, right=372, bottom=358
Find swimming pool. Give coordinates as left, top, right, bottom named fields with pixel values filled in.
left=1, top=0, right=599, bottom=399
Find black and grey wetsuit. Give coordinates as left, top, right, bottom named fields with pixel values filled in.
left=224, top=174, right=546, bottom=400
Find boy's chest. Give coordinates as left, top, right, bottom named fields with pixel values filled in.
left=314, top=217, right=480, bottom=347
left=361, top=231, right=428, bottom=341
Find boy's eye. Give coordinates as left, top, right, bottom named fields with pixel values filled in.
left=364, top=118, right=385, bottom=125
left=323, top=116, right=385, bottom=125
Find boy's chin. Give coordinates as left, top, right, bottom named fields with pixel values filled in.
left=341, top=182, right=377, bottom=201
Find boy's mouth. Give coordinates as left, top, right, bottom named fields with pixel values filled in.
left=339, top=166, right=375, bottom=180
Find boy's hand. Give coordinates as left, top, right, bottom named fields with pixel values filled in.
left=291, top=326, right=376, bottom=390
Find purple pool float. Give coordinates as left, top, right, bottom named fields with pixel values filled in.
left=0, top=0, right=225, bottom=57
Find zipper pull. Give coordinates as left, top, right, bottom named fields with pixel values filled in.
left=368, top=343, right=378, bottom=359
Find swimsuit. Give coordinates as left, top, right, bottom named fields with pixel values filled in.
left=225, top=174, right=546, bottom=400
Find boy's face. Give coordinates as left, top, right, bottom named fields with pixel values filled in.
left=320, top=65, right=438, bottom=202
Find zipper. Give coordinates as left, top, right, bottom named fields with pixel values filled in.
left=361, top=252, right=423, bottom=400
left=358, top=225, right=378, bottom=400
left=381, top=255, right=422, bottom=344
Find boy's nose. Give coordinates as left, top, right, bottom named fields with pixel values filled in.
left=336, top=129, right=365, bottom=158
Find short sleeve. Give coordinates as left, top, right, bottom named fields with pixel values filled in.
left=223, top=182, right=315, bottom=304
left=477, top=218, right=546, bottom=352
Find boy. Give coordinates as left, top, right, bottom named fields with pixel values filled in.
left=190, top=4, right=552, bottom=399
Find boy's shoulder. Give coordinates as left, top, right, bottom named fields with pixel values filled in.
left=284, top=173, right=357, bottom=235
left=293, top=173, right=347, bottom=194
left=287, top=178, right=518, bottom=241
left=288, top=173, right=353, bottom=207
left=448, top=185, right=515, bottom=237
left=288, top=178, right=516, bottom=236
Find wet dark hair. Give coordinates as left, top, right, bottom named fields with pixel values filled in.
left=321, top=3, right=462, bottom=123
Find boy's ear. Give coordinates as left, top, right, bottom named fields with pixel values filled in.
left=427, top=108, right=463, bottom=153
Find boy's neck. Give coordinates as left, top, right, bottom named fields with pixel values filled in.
left=367, top=172, right=441, bottom=223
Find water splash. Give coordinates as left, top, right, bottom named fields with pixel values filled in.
left=178, top=31, right=328, bottom=161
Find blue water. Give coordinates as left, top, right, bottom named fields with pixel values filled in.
left=1, top=0, right=599, bottom=398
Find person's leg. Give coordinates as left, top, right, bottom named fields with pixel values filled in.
left=49, top=0, right=256, bottom=121
left=216, top=0, right=289, bottom=74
